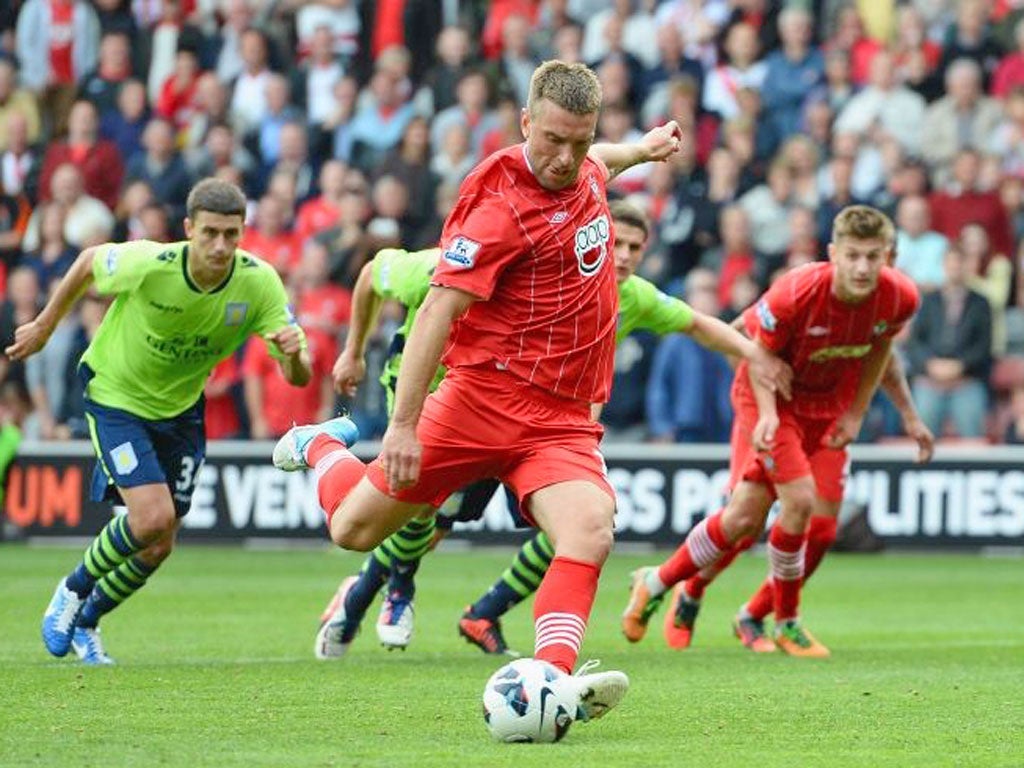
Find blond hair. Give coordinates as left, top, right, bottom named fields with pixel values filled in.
left=527, top=60, right=602, bottom=117
left=832, top=205, right=895, bottom=244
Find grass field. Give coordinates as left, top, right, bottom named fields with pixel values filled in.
left=0, top=544, right=1021, bottom=768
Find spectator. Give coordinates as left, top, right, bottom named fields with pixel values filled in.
left=993, top=17, right=1024, bottom=98
left=294, top=24, right=345, bottom=154
left=242, top=331, right=334, bottom=439
left=204, top=356, right=242, bottom=440
left=240, top=194, right=299, bottom=276
left=315, top=170, right=370, bottom=287
left=819, top=49, right=855, bottom=115
left=15, top=0, right=100, bottom=134
left=155, top=45, right=202, bottom=135
left=229, top=27, right=274, bottom=134
left=895, top=194, right=949, bottom=293
left=137, top=201, right=171, bottom=242
left=824, top=4, right=883, bottom=87
left=654, top=0, right=729, bottom=68
left=761, top=7, right=824, bottom=146
left=492, top=14, right=539, bottom=108
left=738, top=158, right=793, bottom=259
left=701, top=204, right=759, bottom=307
left=24, top=163, right=114, bottom=251
left=0, top=266, right=41, bottom=394
left=125, top=117, right=193, bottom=218
left=430, top=121, right=476, bottom=190
left=256, top=74, right=303, bottom=168
left=582, top=0, right=655, bottom=71
left=99, top=78, right=149, bottom=163
left=111, top=178, right=154, bottom=241
left=430, top=69, right=498, bottom=158
left=187, top=122, right=256, bottom=191
left=702, top=22, right=766, bottom=121
left=639, top=24, right=703, bottom=113
left=369, top=174, right=412, bottom=247
left=288, top=0, right=360, bottom=61
left=268, top=121, right=316, bottom=201
left=816, top=155, right=861, bottom=244
left=377, top=116, right=437, bottom=239
left=989, top=85, right=1024, bottom=179
left=0, top=112, right=39, bottom=203
left=347, top=68, right=415, bottom=173
left=293, top=159, right=346, bottom=246
left=938, top=0, right=1003, bottom=88
left=78, top=30, right=133, bottom=118
left=691, top=147, right=743, bottom=253
left=892, top=4, right=943, bottom=89
left=214, top=0, right=256, bottom=84
left=40, top=100, right=123, bottom=210
left=54, top=292, right=105, bottom=439
left=930, top=149, right=1014, bottom=262
left=0, top=57, right=41, bottom=151
left=419, top=26, right=473, bottom=115
left=834, top=49, right=927, bottom=155
left=0, top=172, right=29, bottom=277
left=920, top=58, right=1004, bottom=184
left=20, top=202, right=76, bottom=290
left=646, top=267, right=733, bottom=443
left=779, top=134, right=821, bottom=209
left=961, top=222, right=1013, bottom=356
left=907, top=244, right=993, bottom=439
left=293, top=237, right=351, bottom=342
left=181, top=72, right=230, bottom=152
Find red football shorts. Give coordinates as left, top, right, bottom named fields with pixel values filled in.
left=729, top=402, right=849, bottom=503
left=365, top=365, right=614, bottom=515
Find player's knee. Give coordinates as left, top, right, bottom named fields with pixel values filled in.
left=140, top=536, right=175, bottom=566
left=128, top=503, right=177, bottom=542
left=555, top=515, right=614, bottom=564
left=329, top=516, right=378, bottom=552
left=782, top=490, right=816, bottom=525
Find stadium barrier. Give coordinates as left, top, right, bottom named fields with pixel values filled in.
left=4, top=441, right=1024, bottom=549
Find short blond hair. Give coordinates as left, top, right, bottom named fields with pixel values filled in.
left=832, top=204, right=895, bottom=244
left=527, top=60, right=602, bottom=117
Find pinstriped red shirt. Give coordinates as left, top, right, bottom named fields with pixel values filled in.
left=431, top=144, right=619, bottom=404
left=738, top=262, right=920, bottom=420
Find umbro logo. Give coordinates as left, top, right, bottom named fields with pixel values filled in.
left=550, top=211, right=569, bottom=224
left=807, top=326, right=829, bottom=336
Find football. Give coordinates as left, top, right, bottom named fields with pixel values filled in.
left=481, top=658, right=577, bottom=743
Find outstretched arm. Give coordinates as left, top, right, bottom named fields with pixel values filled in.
left=589, top=121, right=683, bottom=180
left=382, top=285, right=476, bottom=491
left=6, top=247, right=97, bottom=361
left=333, top=259, right=385, bottom=396
left=685, top=311, right=792, bottom=401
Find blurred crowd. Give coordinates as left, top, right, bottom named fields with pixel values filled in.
left=2, top=0, right=1024, bottom=447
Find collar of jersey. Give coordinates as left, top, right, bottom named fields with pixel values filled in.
left=181, top=245, right=236, bottom=294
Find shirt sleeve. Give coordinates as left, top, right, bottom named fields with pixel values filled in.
left=747, top=269, right=801, bottom=352
left=250, top=263, right=308, bottom=361
left=431, top=195, right=522, bottom=301
left=90, top=240, right=166, bottom=295
left=372, top=248, right=438, bottom=308
left=632, top=277, right=694, bottom=335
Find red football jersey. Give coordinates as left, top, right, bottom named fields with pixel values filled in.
left=431, top=145, right=619, bottom=403
left=738, top=262, right=920, bottom=420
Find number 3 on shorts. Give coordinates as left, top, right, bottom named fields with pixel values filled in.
left=175, top=456, right=200, bottom=492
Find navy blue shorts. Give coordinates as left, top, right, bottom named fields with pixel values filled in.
left=82, top=368, right=206, bottom=517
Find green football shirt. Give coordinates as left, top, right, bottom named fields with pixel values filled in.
left=616, top=275, right=694, bottom=341
left=372, top=248, right=445, bottom=415
left=370, top=250, right=695, bottom=414
left=82, top=240, right=304, bottom=419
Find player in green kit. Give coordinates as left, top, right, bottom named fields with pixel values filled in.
left=7, top=179, right=318, bottom=665
left=316, top=199, right=790, bottom=658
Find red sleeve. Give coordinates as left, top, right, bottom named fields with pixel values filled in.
left=747, top=268, right=804, bottom=352
left=38, top=145, right=68, bottom=203
left=432, top=193, right=522, bottom=301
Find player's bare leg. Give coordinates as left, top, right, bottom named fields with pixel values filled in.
left=530, top=480, right=628, bottom=722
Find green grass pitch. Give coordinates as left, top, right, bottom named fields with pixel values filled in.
left=1, top=544, right=1021, bottom=767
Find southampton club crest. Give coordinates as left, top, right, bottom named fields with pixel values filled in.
left=574, top=214, right=610, bottom=277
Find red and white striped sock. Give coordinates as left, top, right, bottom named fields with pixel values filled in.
left=684, top=534, right=756, bottom=600
left=747, top=517, right=836, bottom=620
left=768, top=525, right=806, bottom=622
left=656, top=511, right=729, bottom=591
left=533, top=556, right=600, bottom=674
left=307, top=434, right=366, bottom=524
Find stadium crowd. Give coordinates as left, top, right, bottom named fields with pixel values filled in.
left=2, top=0, right=1024, bottom=446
